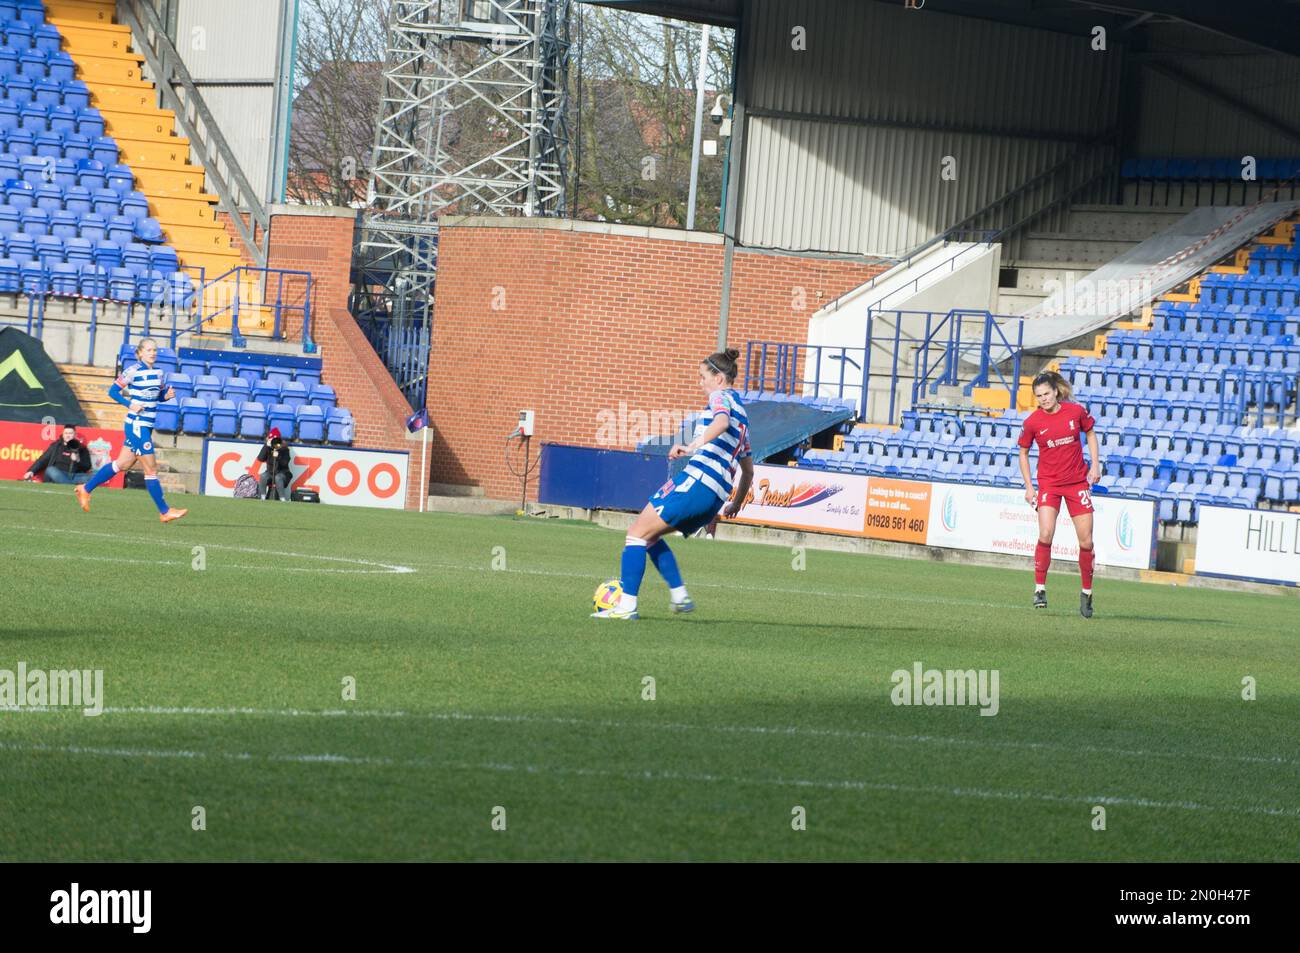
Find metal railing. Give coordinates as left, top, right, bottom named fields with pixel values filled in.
left=170, top=266, right=314, bottom=352
left=2, top=263, right=313, bottom=365
left=1219, top=368, right=1300, bottom=428
left=358, top=315, right=430, bottom=410
left=746, top=308, right=1026, bottom=424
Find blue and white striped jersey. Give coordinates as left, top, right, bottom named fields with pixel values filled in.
left=116, top=362, right=168, bottom=429
left=683, top=388, right=750, bottom=500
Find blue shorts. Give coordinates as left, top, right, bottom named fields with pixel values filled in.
left=650, top=469, right=725, bottom=536
left=124, top=422, right=155, bottom=455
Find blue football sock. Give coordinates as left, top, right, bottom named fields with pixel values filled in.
left=620, top=537, right=648, bottom=597
left=144, top=475, right=168, bottom=514
left=646, top=539, right=683, bottom=589
left=83, top=461, right=118, bottom=493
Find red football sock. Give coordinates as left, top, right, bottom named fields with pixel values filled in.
left=1034, top=541, right=1052, bottom=586
left=1079, top=545, right=1095, bottom=590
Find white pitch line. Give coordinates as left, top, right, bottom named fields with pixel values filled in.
left=0, top=738, right=1294, bottom=819
left=408, top=559, right=1023, bottom=611
left=6, top=703, right=1297, bottom=771
left=0, top=524, right=415, bottom=574
left=4, top=552, right=406, bottom=575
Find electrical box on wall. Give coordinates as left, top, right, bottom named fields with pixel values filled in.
left=518, top=409, right=535, bottom=436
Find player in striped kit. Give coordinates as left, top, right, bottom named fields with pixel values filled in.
left=1017, top=370, right=1100, bottom=617
left=75, top=338, right=188, bottom=523
left=592, top=348, right=754, bottom=619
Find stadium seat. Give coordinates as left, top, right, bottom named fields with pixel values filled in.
left=252, top=381, right=280, bottom=406
left=296, top=404, right=325, bottom=442
left=327, top=408, right=353, bottom=444
left=153, top=399, right=180, bottom=433
left=167, top=372, right=194, bottom=402
left=267, top=403, right=295, bottom=439
left=179, top=397, right=209, bottom=435
left=308, top=383, right=336, bottom=411
left=239, top=400, right=267, bottom=439
left=210, top=399, right=238, bottom=437
left=194, top=374, right=222, bottom=406
left=280, top=379, right=308, bottom=409
left=222, top=377, right=251, bottom=404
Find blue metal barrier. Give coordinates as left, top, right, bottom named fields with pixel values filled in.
left=5, top=263, right=314, bottom=366
left=1220, top=367, right=1300, bottom=427
left=746, top=308, right=1025, bottom=425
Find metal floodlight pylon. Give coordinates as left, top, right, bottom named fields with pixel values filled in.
left=356, top=0, right=570, bottom=408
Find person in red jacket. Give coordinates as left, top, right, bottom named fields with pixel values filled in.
left=1017, top=370, right=1102, bottom=617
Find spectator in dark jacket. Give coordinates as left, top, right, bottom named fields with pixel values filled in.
left=257, top=427, right=292, bottom=501
left=23, top=425, right=93, bottom=485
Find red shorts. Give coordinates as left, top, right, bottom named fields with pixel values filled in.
left=1038, top=483, right=1094, bottom=517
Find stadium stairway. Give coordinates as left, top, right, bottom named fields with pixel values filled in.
left=57, top=359, right=118, bottom=427
left=43, top=0, right=265, bottom=335
left=998, top=204, right=1186, bottom=314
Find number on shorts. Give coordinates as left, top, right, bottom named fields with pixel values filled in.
left=1078, top=488, right=1092, bottom=509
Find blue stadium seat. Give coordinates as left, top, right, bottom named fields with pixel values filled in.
left=267, top=403, right=296, bottom=439
left=280, top=379, right=308, bottom=409
left=78, top=262, right=107, bottom=297
left=167, top=372, right=194, bottom=402
left=253, top=381, right=280, bottom=406
left=194, top=374, right=222, bottom=406
left=238, top=400, right=266, bottom=439
left=154, top=346, right=179, bottom=374
left=308, top=383, right=336, bottom=411
left=179, top=397, right=209, bottom=435
left=153, top=400, right=180, bottom=433
left=327, top=408, right=353, bottom=444
left=222, top=377, right=250, bottom=403
left=209, top=399, right=238, bottom=437
left=296, top=405, right=325, bottom=442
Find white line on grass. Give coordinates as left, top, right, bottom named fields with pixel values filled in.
left=411, top=559, right=1023, bottom=611
left=0, top=738, right=1294, bottom=820
left=0, top=524, right=415, bottom=574
left=7, top=703, right=1297, bottom=771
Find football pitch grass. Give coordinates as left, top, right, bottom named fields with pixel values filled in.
left=2, top=481, right=1297, bottom=862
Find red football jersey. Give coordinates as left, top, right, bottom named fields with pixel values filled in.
left=1017, top=401, right=1095, bottom=487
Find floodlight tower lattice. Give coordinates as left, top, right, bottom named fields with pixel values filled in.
left=355, top=0, right=571, bottom=408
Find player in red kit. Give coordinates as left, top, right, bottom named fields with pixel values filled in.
left=1016, top=370, right=1102, bottom=617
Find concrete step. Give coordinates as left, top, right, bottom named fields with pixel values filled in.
left=1066, top=204, right=1186, bottom=240
left=429, top=482, right=486, bottom=498
left=58, top=363, right=123, bottom=429
left=1020, top=232, right=1139, bottom=264
left=426, top=495, right=519, bottom=516
left=997, top=289, right=1050, bottom=315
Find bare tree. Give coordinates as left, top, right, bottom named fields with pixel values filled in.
left=573, top=9, right=734, bottom=230
left=287, top=0, right=388, bottom=206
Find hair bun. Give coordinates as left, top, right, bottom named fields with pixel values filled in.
left=723, top=348, right=739, bottom=361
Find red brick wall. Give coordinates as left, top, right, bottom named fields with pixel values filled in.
left=214, top=211, right=264, bottom=268
left=264, top=209, right=428, bottom=510
left=426, top=222, right=884, bottom=501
